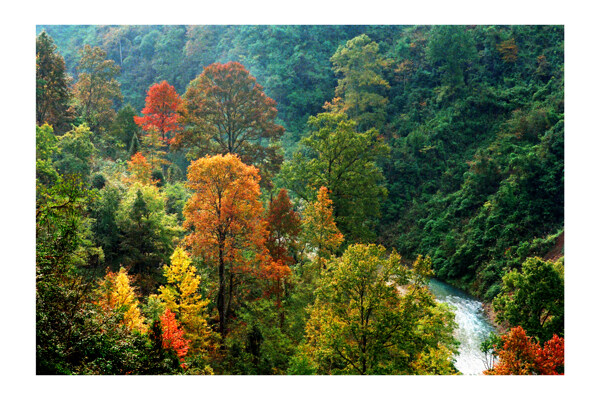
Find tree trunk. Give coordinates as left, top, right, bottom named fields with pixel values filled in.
left=217, top=242, right=226, bottom=338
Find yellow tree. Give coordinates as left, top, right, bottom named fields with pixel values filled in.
left=184, top=153, right=267, bottom=336
left=159, top=247, right=212, bottom=354
left=301, top=186, right=344, bottom=270
left=97, top=267, right=147, bottom=333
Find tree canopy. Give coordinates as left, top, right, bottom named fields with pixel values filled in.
left=175, top=62, right=285, bottom=185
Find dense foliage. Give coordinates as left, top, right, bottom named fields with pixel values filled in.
left=36, top=25, right=563, bottom=375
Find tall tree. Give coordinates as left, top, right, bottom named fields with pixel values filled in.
left=299, top=244, right=457, bottom=375
left=328, top=34, right=390, bottom=130
left=134, top=80, right=183, bottom=142
left=282, top=112, right=389, bottom=242
left=36, top=31, right=72, bottom=132
left=184, top=153, right=267, bottom=337
left=263, top=189, right=300, bottom=325
left=73, top=45, right=122, bottom=133
left=265, top=188, right=301, bottom=265
left=175, top=62, right=285, bottom=184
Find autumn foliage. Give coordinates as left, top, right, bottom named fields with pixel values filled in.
left=159, top=247, right=212, bottom=354
left=175, top=62, right=284, bottom=180
left=126, top=152, right=154, bottom=185
left=497, top=37, right=518, bottom=63
left=184, top=153, right=267, bottom=335
left=484, top=326, right=564, bottom=375
left=265, top=189, right=301, bottom=265
left=134, top=80, right=182, bottom=141
left=97, top=268, right=147, bottom=334
left=301, top=186, right=344, bottom=269
left=160, top=308, right=190, bottom=367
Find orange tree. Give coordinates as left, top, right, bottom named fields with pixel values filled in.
left=484, top=326, right=564, bottom=375
left=183, top=153, right=267, bottom=337
left=262, top=189, right=301, bottom=325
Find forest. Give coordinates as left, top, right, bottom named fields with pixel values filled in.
left=36, top=25, right=564, bottom=375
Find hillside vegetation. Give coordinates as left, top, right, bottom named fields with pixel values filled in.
left=36, top=25, right=564, bottom=375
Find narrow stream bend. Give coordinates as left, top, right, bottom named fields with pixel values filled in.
left=428, top=278, right=496, bottom=375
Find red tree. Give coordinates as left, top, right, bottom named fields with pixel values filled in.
left=160, top=308, right=190, bottom=367
left=134, top=80, right=182, bottom=142
left=484, top=326, right=564, bottom=375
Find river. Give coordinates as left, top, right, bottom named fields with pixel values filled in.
left=428, top=278, right=496, bottom=375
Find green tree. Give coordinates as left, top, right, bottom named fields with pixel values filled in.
left=55, top=124, right=97, bottom=181
left=73, top=45, right=122, bottom=134
left=282, top=112, right=389, bottom=242
left=36, top=123, right=59, bottom=187
left=37, top=175, right=150, bottom=374
left=493, top=257, right=564, bottom=342
left=299, top=244, right=457, bottom=374
left=90, top=184, right=123, bottom=265
left=109, top=104, right=141, bottom=156
left=426, top=25, right=477, bottom=88
left=163, top=182, right=190, bottom=224
left=36, top=31, right=72, bottom=132
left=115, top=183, right=181, bottom=276
left=223, top=298, right=295, bottom=375
left=329, top=34, right=390, bottom=130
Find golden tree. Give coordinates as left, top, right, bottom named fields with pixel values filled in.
left=301, top=186, right=344, bottom=270
left=159, top=247, right=212, bottom=354
left=97, top=267, right=147, bottom=334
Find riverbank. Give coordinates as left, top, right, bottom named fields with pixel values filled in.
left=481, top=302, right=508, bottom=334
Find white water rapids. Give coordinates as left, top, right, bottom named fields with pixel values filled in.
left=428, top=278, right=496, bottom=375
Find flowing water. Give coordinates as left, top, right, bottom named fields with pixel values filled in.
left=428, top=278, right=496, bottom=375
